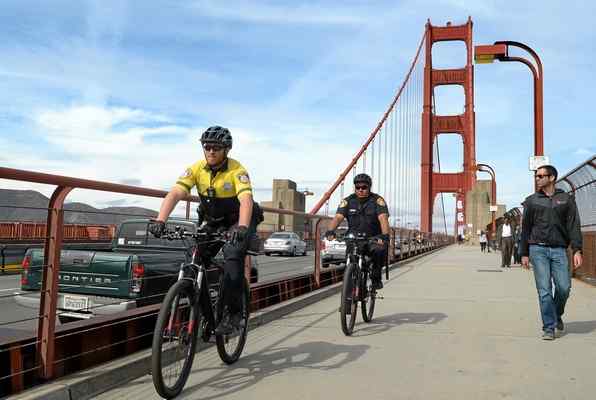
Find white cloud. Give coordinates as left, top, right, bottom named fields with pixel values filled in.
left=574, top=148, right=593, bottom=157
left=190, top=1, right=368, bottom=26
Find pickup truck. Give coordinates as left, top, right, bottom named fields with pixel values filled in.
left=15, top=219, right=258, bottom=323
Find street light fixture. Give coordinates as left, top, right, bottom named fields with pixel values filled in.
left=476, top=163, right=497, bottom=234
left=474, top=41, right=544, bottom=159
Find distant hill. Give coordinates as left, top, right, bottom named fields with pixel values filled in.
left=0, top=189, right=157, bottom=225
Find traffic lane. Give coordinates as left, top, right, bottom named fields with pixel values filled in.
left=255, top=252, right=318, bottom=283
left=0, top=274, right=39, bottom=337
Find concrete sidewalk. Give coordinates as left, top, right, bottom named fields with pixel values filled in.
left=80, top=246, right=596, bottom=399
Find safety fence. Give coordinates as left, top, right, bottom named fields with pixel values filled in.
left=556, top=155, right=596, bottom=284
left=0, top=166, right=452, bottom=396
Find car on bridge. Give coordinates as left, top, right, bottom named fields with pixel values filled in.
left=263, top=232, right=307, bottom=257
left=15, top=219, right=258, bottom=323
left=321, top=227, right=348, bottom=267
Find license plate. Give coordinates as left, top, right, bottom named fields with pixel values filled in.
left=63, top=295, right=89, bottom=311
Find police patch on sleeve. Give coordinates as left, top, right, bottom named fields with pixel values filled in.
left=376, top=197, right=386, bottom=207
left=179, top=168, right=193, bottom=179
left=339, top=199, right=348, bottom=208
left=238, top=174, right=250, bottom=184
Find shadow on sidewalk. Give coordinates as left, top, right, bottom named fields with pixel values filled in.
left=352, top=312, right=447, bottom=337
left=180, top=340, right=369, bottom=399
left=562, top=320, right=596, bottom=335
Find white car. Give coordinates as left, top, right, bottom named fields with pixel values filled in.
left=264, top=232, right=307, bottom=256
left=321, top=228, right=348, bottom=267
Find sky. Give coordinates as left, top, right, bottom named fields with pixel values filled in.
left=0, top=0, right=594, bottom=227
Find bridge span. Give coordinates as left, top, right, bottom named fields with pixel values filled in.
left=13, top=245, right=596, bottom=400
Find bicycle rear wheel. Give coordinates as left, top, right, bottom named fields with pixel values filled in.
left=360, top=269, right=376, bottom=323
left=152, top=279, right=200, bottom=399
left=216, top=279, right=250, bottom=364
left=340, top=259, right=359, bottom=335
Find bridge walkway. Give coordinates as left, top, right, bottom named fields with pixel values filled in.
left=45, top=246, right=596, bottom=399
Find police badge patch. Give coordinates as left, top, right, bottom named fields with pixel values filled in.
left=376, top=197, right=386, bottom=206
left=339, top=199, right=348, bottom=208
left=223, top=182, right=233, bottom=191
left=238, top=174, right=250, bottom=184
left=179, top=168, right=193, bottom=179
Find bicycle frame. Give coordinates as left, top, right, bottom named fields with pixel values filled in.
left=169, top=233, right=226, bottom=341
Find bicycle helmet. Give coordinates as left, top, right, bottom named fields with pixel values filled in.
left=200, top=126, right=233, bottom=148
left=353, top=173, right=372, bottom=187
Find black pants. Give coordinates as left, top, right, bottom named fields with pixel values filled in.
left=513, top=243, right=522, bottom=264
left=347, top=241, right=387, bottom=283
left=501, top=237, right=513, bottom=267
left=212, top=223, right=256, bottom=314
left=480, top=242, right=486, bottom=252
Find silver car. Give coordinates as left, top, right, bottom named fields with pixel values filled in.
left=264, top=232, right=307, bottom=256
left=321, top=228, right=348, bottom=267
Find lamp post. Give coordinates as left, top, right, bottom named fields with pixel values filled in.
left=474, top=41, right=544, bottom=158
left=476, top=163, right=497, bottom=235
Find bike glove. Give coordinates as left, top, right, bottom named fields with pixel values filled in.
left=148, top=220, right=166, bottom=238
left=230, top=225, right=249, bottom=245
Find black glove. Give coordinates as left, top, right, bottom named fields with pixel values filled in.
left=230, top=225, right=249, bottom=245
left=148, top=220, right=166, bottom=238
left=379, top=234, right=390, bottom=243
left=325, top=230, right=336, bottom=240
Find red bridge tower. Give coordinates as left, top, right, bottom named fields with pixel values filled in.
left=421, top=18, right=477, bottom=233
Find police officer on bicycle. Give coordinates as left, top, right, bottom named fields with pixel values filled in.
left=149, top=126, right=262, bottom=335
left=325, top=173, right=390, bottom=290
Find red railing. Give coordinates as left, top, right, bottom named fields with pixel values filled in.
left=0, top=222, right=116, bottom=241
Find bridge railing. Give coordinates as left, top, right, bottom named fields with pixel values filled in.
left=0, top=166, right=450, bottom=396
left=556, top=155, right=596, bottom=284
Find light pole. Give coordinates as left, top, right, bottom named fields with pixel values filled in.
left=476, top=163, right=497, bottom=235
left=474, top=41, right=544, bottom=158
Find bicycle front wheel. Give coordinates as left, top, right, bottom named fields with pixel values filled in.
left=151, top=279, right=200, bottom=399
left=340, top=259, right=359, bottom=335
left=360, top=269, right=376, bottom=323
left=216, top=278, right=250, bottom=364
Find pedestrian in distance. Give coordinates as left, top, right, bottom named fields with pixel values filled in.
left=479, top=231, right=487, bottom=253
left=520, top=165, right=583, bottom=341
left=499, top=218, right=514, bottom=268
left=513, top=225, right=522, bottom=265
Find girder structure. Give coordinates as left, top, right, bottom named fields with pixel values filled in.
left=421, top=18, right=477, bottom=233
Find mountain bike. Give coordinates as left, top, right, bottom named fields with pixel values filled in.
left=151, top=225, right=251, bottom=399
left=340, top=232, right=385, bottom=336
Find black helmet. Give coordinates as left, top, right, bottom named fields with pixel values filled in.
left=200, top=126, right=233, bottom=148
left=353, top=173, right=372, bottom=187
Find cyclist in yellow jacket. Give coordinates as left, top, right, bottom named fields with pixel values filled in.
left=149, top=126, right=260, bottom=334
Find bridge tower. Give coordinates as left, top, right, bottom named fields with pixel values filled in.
left=421, top=18, right=476, bottom=233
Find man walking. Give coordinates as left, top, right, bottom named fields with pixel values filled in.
left=499, top=218, right=514, bottom=268
left=520, top=165, right=583, bottom=340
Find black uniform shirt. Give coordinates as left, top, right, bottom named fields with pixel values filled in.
left=336, top=193, right=389, bottom=236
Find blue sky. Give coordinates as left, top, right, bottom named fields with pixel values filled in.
left=0, top=1, right=594, bottom=226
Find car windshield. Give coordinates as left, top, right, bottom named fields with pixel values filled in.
left=270, top=233, right=291, bottom=239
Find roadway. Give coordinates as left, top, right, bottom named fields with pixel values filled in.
left=89, top=245, right=596, bottom=400
left=0, top=251, right=329, bottom=338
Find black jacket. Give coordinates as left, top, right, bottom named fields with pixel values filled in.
left=520, top=189, right=583, bottom=257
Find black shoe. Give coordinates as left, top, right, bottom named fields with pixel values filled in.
left=556, top=319, right=564, bottom=334
left=372, top=280, right=383, bottom=290
left=214, top=313, right=234, bottom=335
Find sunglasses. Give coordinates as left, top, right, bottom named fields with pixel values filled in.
left=203, top=144, right=224, bottom=152
left=355, top=185, right=369, bottom=191
left=534, top=174, right=551, bottom=179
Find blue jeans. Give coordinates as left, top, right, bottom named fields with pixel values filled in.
left=529, top=245, right=571, bottom=332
